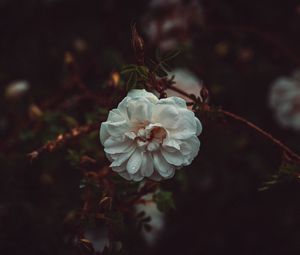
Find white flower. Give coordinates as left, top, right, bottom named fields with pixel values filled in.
left=100, top=89, right=202, bottom=181
left=269, top=70, right=300, bottom=130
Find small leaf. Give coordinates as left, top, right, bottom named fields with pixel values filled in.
left=121, top=64, right=138, bottom=74
left=126, top=72, right=134, bottom=91
left=155, top=65, right=168, bottom=78
left=66, top=149, right=82, bottom=166
left=160, top=61, right=172, bottom=72
left=154, top=190, right=175, bottom=213
left=161, top=49, right=181, bottom=62
left=136, top=66, right=149, bottom=79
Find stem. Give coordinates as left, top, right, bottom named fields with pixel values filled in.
left=168, top=85, right=192, bottom=98
left=167, top=85, right=300, bottom=162
left=220, top=109, right=300, bottom=162
left=27, top=123, right=99, bottom=161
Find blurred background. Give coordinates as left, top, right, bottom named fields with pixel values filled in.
left=0, top=0, right=300, bottom=254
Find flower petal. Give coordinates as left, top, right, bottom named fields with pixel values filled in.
left=109, top=147, right=135, bottom=167
left=162, top=137, right=180, bottom=152
left=106, top=120, right=130, bottom=137
left=158, top=97, right=187, bottom=109
left=152, top=104, right=179, bottom=129
left=132, top=172, right=144, bottom=182
left=119, top=171, right=132, bottom=180
left=127, top=99, right=153, bottom=123
left=169, top=110, right=198, bottom=139
left=125, top=131, right=137, bottom=140
left=153, top=151, right=175, bottom=177
left=161, top=149, right=184, bottom=166
left=107, top=109, right=127, bottom=122
left=100, top=123, right=110, bottom=145
left=111, top=163, right=127, bottom=173
left=127, top=149, right=143, bottom=174
left=180, top=135, right=200, bottom=165
left=195, top=117, right=202, bottom=136
left=127, top=89, right=158, bottom=103
left=104, top=137, right=133, bottom=154
left=140, top=152, right=154, bottom=177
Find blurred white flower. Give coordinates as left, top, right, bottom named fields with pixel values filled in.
left=84, top=226, right=109, bottom=253
left=135, top=193, right=164, bottom=246
left=166, top=69, right=202, bottom=102
left=143, top=0, right=204, bottom=51
left=5, top=80, right=30, bottom=99
left=100, top=89, right=202, bottom=181
left=269, top=71, right=300, bottom=130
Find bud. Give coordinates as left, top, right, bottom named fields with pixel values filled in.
left=159, top=91, right=167, bottom=98
left=131, top=24, right=145, bottom=65
left=107, top=71, right=120, bottom=88
left=64, top=51, right=74, bottom=65
left=200, top=86, right=209, bottom=103
left=28, top=104, right=43, bottom=120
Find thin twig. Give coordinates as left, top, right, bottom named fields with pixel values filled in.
left=168, top=84, right=192, bottom=98
left=219, top=109, right=300, bottom=162
left=167, top=85, right=300, bottom=162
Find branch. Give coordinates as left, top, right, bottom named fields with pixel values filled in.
left=167, top=85, right=300, bottom=163
left=27, top=123, right=99, bottom=161
left=219, top=109, right=300, bottom=162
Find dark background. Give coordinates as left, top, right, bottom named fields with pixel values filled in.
left=0, top=0, right=300, bottom=254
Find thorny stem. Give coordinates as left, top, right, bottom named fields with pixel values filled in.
left=27, top=123, right=99, bottom=160
left=168, top=85, right=300, bottom=163
left=219, top=109, right=300, bottom=162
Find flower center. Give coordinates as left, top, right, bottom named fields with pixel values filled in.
left=135, top=124, right=167, bottom=152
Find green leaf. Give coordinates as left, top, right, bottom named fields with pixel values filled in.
left=162, top=49, right=181, bottom=62
left=154, top=190, right=175, bottom=213
left=125, top=72, right=134, bottom=91
left=279, top=163, right=299, bottom=176
left=160, top=61, right=172, bottom=72
left=136, top=66, right=149, bottom=79
left=155, top=65, right=169, bottom=77
left=121, top=64, right=138, bottom=74
left=66, top=149, right=82, bottom=166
